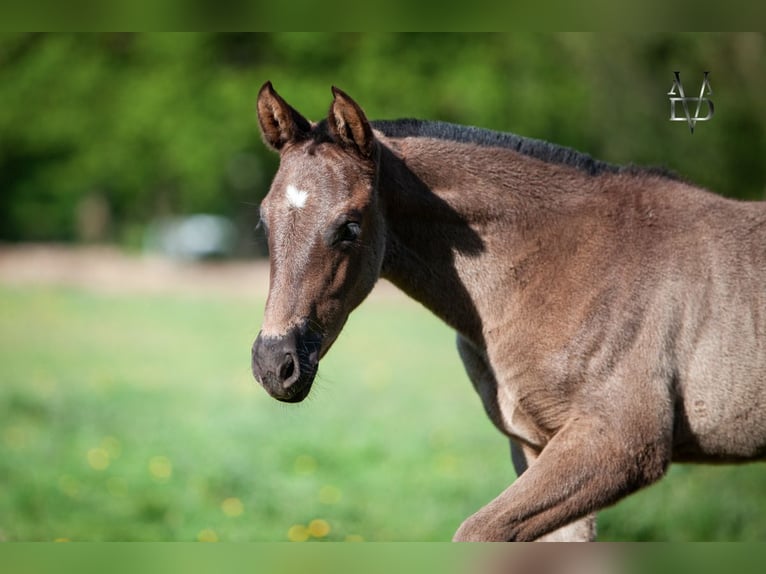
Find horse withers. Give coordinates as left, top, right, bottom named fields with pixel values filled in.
left=250, top=82, right=766, bottom=541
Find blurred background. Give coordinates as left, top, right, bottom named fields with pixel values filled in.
left=1, top=33, right=765, bottom=542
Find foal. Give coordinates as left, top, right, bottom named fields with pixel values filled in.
left=250, top=82, right=766, bottom=541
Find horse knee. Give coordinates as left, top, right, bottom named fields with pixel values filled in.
left=453, top=513, right=508, bottom=542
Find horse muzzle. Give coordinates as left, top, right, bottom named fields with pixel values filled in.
left=251, top=324, right=322, bottom=403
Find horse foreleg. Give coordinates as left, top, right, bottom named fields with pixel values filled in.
left=510, top=439, right=597, bottom=541
left=459, top=334, right=597, bottom=541
left=455, top=416, right=671, bottom=542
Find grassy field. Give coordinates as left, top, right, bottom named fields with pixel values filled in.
left=2, top=284, right=766, bottom=541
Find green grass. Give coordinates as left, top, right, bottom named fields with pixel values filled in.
left=1, top=285, right=766, bottom=541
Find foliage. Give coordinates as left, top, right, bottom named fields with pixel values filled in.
left=0, top=33, right=764, bottom=245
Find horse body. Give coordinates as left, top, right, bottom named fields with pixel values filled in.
left=251, top=82, right=766, bottom=541
left=379, top=132, right=766, bottom=460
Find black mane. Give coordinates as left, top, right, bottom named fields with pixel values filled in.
left=312, top=118, right=677, bottom=180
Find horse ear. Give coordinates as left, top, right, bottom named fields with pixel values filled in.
left=328, top=86, right=375, bottom=158
left=256, top=81, right=311, bottom=151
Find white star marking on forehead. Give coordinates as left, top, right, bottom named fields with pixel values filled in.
left=285, top=184, right=309, bottom=209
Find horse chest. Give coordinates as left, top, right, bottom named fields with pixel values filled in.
left=459, top=337, right=554, bottom=448
left=494, top=384, right=552, bottom=448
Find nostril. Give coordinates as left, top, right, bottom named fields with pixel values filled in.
left=279, top=353, right=296, bottom=384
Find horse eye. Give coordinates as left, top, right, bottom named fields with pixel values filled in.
left=336, top=222, right=361, bottom=244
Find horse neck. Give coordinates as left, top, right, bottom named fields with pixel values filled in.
left=376, top=137, right=590, bottom=346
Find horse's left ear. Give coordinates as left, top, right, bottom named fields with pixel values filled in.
left=328, top=86, right=375, bottom=158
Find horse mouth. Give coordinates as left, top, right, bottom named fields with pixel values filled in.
left=275, top=383, right=313, bottom=403
left=251, top=325, right=322, bottom=403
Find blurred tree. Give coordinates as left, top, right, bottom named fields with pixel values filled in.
left=0, top=33, right=763, bottom=250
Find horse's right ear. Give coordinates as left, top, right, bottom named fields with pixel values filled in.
left=256, top=81, right=311, bottom=151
